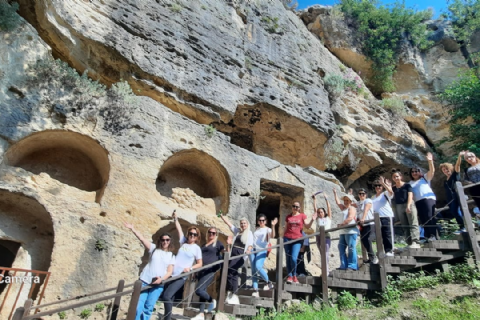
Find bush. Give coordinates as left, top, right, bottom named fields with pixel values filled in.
left=79, top=309, right=92, bottom=319
left=324, top=136, right=345, bottom=170
left=381, top=97, right=407, bottom=116
left=339, top=0, right=433, bottom=93
left=324, top=69, right=364, bottom=99
left=261, top=16, right=280, bottom=34
left=324, top=74, right=345, bottom=98
left=0, top=1, right=21, bottom=31
left=439, top=69, right=480, bottom=155
left=337, top=291, right=358, bottom=310
left=58, top=311, right=67, bottom=320
left=252, top=301, right=347, bottom=320
left=94, top=304, right=105, bottom=312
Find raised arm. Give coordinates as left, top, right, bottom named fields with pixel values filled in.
left=220, top=215, right=234, bottom=230
left=312, top=195, right=318, bottom=214
left=324, top=194, right=332, bottom=218
left=425, top=152, right=435, bottom=181
left=124, top=222, right=151, bottom=251
left=455, top=151, right=465, bottom=173
left=270, top=217, right=278, bottom=239
left=380, top=176, right=393, bottom=197
left=333, top=188, right=347, bottom=210
left=304, top=214, right=315, bottom=229
left=172, top=210, right=184, bottom=240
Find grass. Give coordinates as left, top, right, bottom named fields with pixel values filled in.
left=252, top=303, right=349, bottom=320
left=413, top=297, right=480, bottom=320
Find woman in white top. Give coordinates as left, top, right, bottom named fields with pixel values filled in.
left=356, top=188, right=377, bottom=264
left=162, top=211, right=203, bottom=320
left=249, top=214, right=277, bottom=297
left=220, top=215, right=254, bottom=305
left=372, top=176, right=395, bottom=256
left=124, top=222, right=175, bottom=320
left=313, top=192, right=332, bottom=275
left=333, top=189, right=358, bottom=271
left=461, top=150, right=480, bottom=209
left=409, top=152, right=438, bottom=242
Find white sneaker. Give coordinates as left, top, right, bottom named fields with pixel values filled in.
left=252, top=291, right=259, bottom=298
left=409, top=243, right=421, bottom=249
left=229, top=294, right=240, bottom=305
left=207, top=299, right=216, bottom=313
left=385, top=252, right=394, bottom=257
left=191, top=314, right=205, bottom=320
left=225, top=291, right=232, bottom=304
left=428, top=236, right=437, bottom=243
left=372, top=257, right=379, bottom=264
left=263, top=282, right=274, bottom=290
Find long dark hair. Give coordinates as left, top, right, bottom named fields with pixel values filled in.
left=156, top=233, right=174, bottom=252
left=256, top=213, right=267, bottom=227
left=409, top=166, right=424, bottom=180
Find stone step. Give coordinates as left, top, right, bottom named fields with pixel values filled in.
left=238, top=295, right=275, bottom=308
left=423, top=240, right=465, bottom=250
left=330, top=269, right=380, bottom=281
left=237, top=288, right=274, bottom=298
left=284, top=282, right=317, bottom=293
left=399, top=248, right=443, bottom=259
left=224, top=303, right=257, bottom=316
left=327, top=277, right=380, bottom=290
left=182, top=308, right=213, bottom=319
left=385, top=256, right=417, bottom=265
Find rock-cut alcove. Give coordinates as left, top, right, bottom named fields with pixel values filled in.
left=0, top=190, right=54, bottom=316
left=156, top=149, right=230, bottom=214
left=3, top=131, right=110, bottom=203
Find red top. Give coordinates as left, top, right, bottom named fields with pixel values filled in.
left=283, top=213, right=307, bottom=239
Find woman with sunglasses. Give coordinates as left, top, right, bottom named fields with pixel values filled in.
left=250, top=214, right=278, bottom=297
left=191, top=228, right=224, bottom=320
left=162, top=211, right=203, bottom=320
left=313, top=192, right=332, bottom=275
left=356, top=188, right=377, bottom=264
left=439, top=158, right=465, bottom=233
left=220, top=215, right=254, bottom=304
left=372, top=177, right=395, bottom=256
left=391, top=169, right=421, bottom=247
left=333, top=190, right=358, bottom=270
left=462, top=151, right=480, bottom=209
left=409, top=152, right=438, bottom=242
left=124, top=222, right=175, bottom=320
left=283, top=201, right=315, bottom=283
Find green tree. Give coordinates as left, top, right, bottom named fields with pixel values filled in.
left=339, top=0, right=432, bottom=93
left=440, top=69, right=480, bottom=155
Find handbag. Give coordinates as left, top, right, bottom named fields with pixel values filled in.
left=266, top=243, right=272, bottom=257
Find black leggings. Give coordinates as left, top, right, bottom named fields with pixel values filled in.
left=195, top=271, right=216, bottom=303
left=469, top=185, right=480, bottom=209
left=226, top=247, right=245, bottom=293
left=161, top=277, right=186, bottom=320
left=415, top=198, right=438, bottom=239
left=380, top=217, right=393, bottom=253
left=360, top=224, right=375, bottom=260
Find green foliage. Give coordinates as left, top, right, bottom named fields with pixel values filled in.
left=439, top=219, right=460, bottom=240
left=95, top=239, right=108, bottom=252
left=324, top=74, right=345, bottom=98
left=339, top=0, right=433, bottom=93
left=170, top=3, right=182, bottom=12
left=413, top=297, right=480, bottom=320
left=204, top=124, right=216, bottom=138
left=324, top=136, right=345, bottom=170
left=439, top=69, right=480, bottom=155
left=261, top=16, right=280, bottom=34
left=324, top=69, right=364, bottom=99
left=378, top=277, right=402, bottom=306
left=0, top=1, right=21, bottom=31
left=445, top=0, right=480, bottom=45
left=111, top=80, right=138, bottom=106
left=79, top=309, right=92, bottom=319
left=381, top=97, right=407, bottom=117
left=337, top=291, right=359, bottom=310
left=245, top=56, right=253, bottom=70
left=251, top=301, right=347, bottom=320
left=94, top=304, right=105, bottom=312
left=58, top=311, right=67, bottom=320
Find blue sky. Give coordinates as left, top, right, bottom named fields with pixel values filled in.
left=297, top=0, right=449, bottom=17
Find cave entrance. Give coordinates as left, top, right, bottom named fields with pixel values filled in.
left=0, top=240, right=21, bottom=296
left=259, top=179, right=305, bottom=238
left=256, top=193, right=281, bottom=238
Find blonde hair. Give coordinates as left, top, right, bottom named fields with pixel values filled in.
left=205, top=227, right=218, bottom=247
left=439, top=163, right=454, bottom=172
left=239, top=217, right=250, bottom=245
left=464, top=152, right=480, bottom=165
left=187, top=226, right=201, bottom=244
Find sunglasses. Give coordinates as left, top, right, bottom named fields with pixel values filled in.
left=411, top=170, right=420, bottom=173
left=188, top=232, right=198, bottom=237
left=466, top=156, right=474, bottom=159
left=374, top=185, right=382, bottom=187
left=208, top=231, right=216, bottom=235
left=292, top=205, right=300, bottom=209
left=358, top=193, right=366, bottom=195
left=161, top=238, right=171, bottom=242
left=258, top=219, right=266, bottom=222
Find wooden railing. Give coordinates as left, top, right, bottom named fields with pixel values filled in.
left=11, top=182, right=480, bottom=319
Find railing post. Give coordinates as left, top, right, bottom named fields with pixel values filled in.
left=126, top=280, right=142, bottom=320
left=319, top=226, right=329, bottom=302
left=456, top=181, right=480, bottom=262
left=110, top=280, right=125, bottom=320
left=217, top=251, right=230, bottom=312
left=12, top=308, right=24, bottom=320
left=12, top=299, right=33, bottom=320
left=275, top=238, right=284, bottom=312
left=374, top=213, right=387, bottom=289
left=184, top=274, right=196, bottom=309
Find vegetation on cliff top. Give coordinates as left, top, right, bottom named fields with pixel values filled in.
left=338, top=0, right=433, bottom=94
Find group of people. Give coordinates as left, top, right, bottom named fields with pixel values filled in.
left=126, top=150, right=480, bottom=319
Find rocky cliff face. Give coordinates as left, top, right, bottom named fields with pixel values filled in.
left=0, top=0, right=460, bottom=315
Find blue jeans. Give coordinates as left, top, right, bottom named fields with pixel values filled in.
left=338, top=233, right=358, bottom=270
left=249, top=250, right=269, bottom=289
left=284, top=237, right=302, bottom=277
left=135, top=282, right=164, bottom=320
